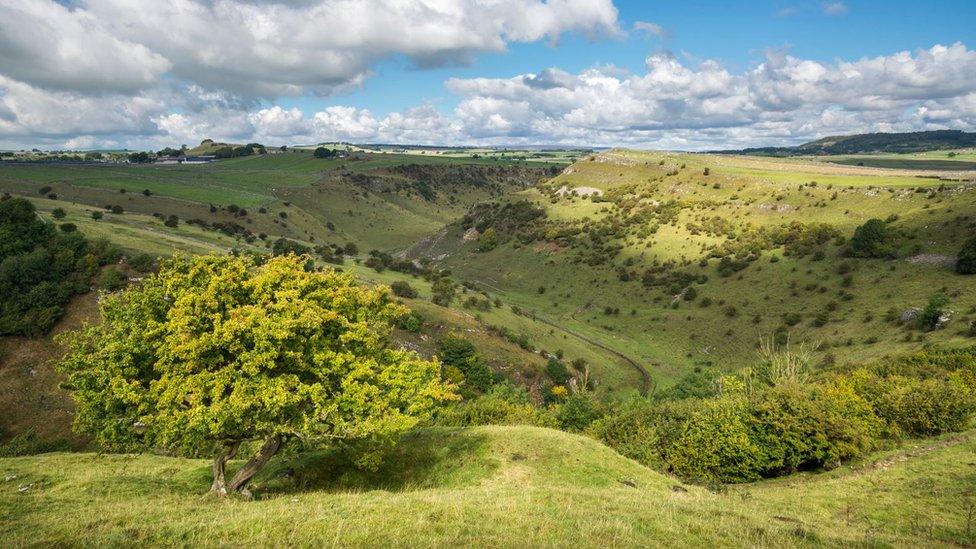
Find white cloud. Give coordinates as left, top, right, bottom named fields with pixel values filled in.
left=2, top=34, right=976, bottom=151
left=822, top=1, right=848, bottom=16
left=1, top=0, right=620, bottom=98
left=633, top=21, right=668, bottom=39
left=0, top=0, right=171, bottom=94
left=444, top=43, right=976, bottom=149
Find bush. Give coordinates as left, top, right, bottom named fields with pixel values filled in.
left=51, top=208, right=66, bottom=219
left=431, top=277, right=456, bottom=307
left=546, top=357, right=571, bottom=385
left=917, top=292, right=950, bottom=331
left=956, top=237, right=976, bottom=274
left=396, top=310, right=424, bottom=332
left=99, top=267, right=127, bottom=291
left=848, top=218, right=894, bottom=258
left=438, top=334, right=495, bottom=394
left=662, top=396, right=766, bottom=483
left=0, top=199, right=97, bottom=336
left=864, top=375, right=974, bottom=437
left=127, top=253, right=157, bottom=273
left=0, top=428, right=72, bottom=457
left=555, top=391, right=604, bottom=431
left=390, top=280, right=418, bottom=298
left=435, top=385, right=558, bottom=428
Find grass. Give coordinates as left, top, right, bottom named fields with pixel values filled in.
left=6, top=147, right=976, bottom=396
left=427, top=149, right=976, bottom=390
left=1, top=425, right=973, bottom=547
left=0, top=153, right=338, bottom=206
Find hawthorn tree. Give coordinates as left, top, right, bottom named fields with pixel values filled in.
left=956, top=237, right=976, bottom=274
left=57, top=254, right=456, bottom=498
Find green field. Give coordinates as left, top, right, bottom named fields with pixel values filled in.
left=2, top=425, right=973, bottom=547
left=4, top=148, right=976, bottom=394
left=418, top=150, right=976, bottom=388
left=3, top=144, right=976, bottom=547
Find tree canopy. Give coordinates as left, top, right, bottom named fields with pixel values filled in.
left=0, top=198, right=103, bottom=336
left=848, top=218, right=893, bottom=258
left=957, top=237, right=976, bottom=274
left=57, top=253, right=456, bottom=497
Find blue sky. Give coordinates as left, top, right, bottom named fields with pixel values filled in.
left=2, top=0, right=975, bottom=149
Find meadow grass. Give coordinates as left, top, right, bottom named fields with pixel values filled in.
left=1, top=425, right=973, bottom=547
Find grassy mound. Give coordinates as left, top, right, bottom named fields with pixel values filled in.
left=2, top=425, right=974, bottom=546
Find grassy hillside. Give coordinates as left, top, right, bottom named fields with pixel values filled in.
left=417, top=150, right=976, bottom=390
left=1, top=425, right=973, bottom=546
left=5, top=148, right=976, bottom=398
left=720, top=129, right=976, bottom=156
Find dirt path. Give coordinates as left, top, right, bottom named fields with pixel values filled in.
left=530, top=314, right=653, bottom=396
left=471, top=279, right=652, bottom=395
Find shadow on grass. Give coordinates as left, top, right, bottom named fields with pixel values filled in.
left=255, top=428, right=495, bottom=496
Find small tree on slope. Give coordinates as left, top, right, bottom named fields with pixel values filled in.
left=57, top=254, right=456, bottom=497
left=957, top=237, right=976, bottom=274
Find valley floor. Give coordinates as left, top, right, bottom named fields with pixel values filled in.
left=2, top=426, right=974, bottom=547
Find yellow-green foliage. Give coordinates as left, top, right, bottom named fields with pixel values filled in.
left=56, top=254, right=456, bottom=475
left=592, top=347, right=976, bottom=484
left=435, top=385, right=559, bottom=429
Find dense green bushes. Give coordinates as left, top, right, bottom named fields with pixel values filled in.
left=425, top=344, right=976, bottom=485
left=0, top=198, right=111, bottom=336
left=438, top=334, right=496, bottom=395
left=434, top=385, right=558, bottom=428
left=589, top=348, right=975, bottom=483
left=956, top=237, right=976, bottom=274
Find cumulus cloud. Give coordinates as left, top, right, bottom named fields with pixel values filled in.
left=1, top=0, right=620, bottom=98
left=442, top=43, right=976, bottom=149
left=147, top=42, right=976, bottom=150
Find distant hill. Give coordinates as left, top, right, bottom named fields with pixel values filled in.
left=186, top=139, right=240, bottom=155
left=715, top=130, right=976, bottom=156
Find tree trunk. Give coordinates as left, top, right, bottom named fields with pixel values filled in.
left=227, top=434, right=283, bottom=499
left=210, top=441, right=240, bottom=496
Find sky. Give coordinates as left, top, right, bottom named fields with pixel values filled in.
left=1, top=0, right=974, bottom=151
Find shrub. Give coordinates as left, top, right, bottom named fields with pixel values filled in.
left=0, top=199, right=98, bottom=336
left=51, top=208, right=66, bottom=219
left=127, top=253, right=157, bottom=273
left=662, top=396, right=765, bottom=483
left=917, top=292, right=950, bottom=331
left=435, top=385, right=557, bottom=428
left=865, top=375, right=974, bottom=437
left=99, top=267, right=127, bottom=291
left=590, top=399, right=669, bottom=469
left=91, top=211, right=103, bottom=220
left=477, top=227, right=498, bottom=252
left=555, top=391, right=605, bottom=432
left=313, top=147, right=336, bottom=159
left=431, top=277, right=456, bottom=307
left=848, top=218, right=894, bottom=258
left=438, top=334, right=495, bottom=394
left=390, top=280, right=418, bottom=298
left=956, top=237, right=976, bottom=274
left=396, top=310, right=424, bottom=332
left=546, top=358, right=571, bottom=386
